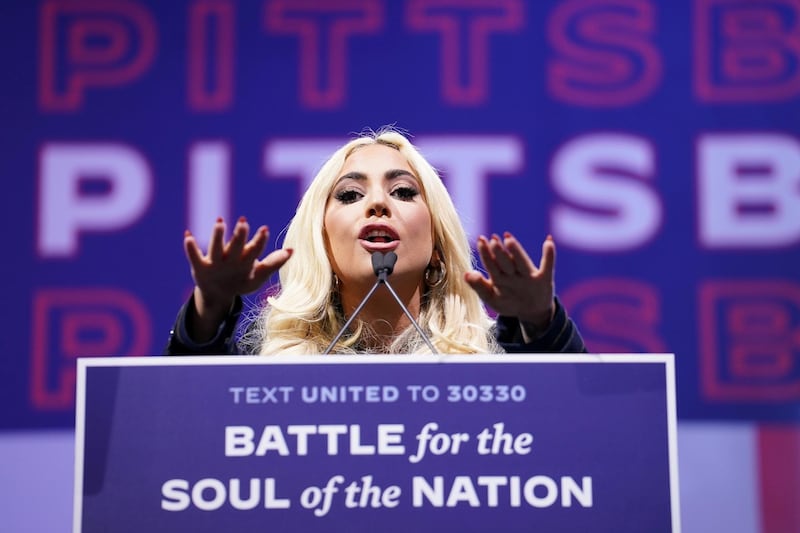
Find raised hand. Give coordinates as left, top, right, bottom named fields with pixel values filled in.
left=183, top=216, right=292, bottom=341
left=465, top=233, right=556, bottom=335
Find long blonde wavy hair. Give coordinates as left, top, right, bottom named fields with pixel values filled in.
left=247, top=128, right=499, bottom=355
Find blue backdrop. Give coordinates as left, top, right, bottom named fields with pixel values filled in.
left=3, top=0, right=799, bottom=433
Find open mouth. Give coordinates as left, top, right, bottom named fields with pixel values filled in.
left=363, top=231, right=395, bottom=244
left=358, top=225, right=400, bottom=247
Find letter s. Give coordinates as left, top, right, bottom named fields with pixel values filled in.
left=551, top=133, right=661, bottom=251
left=161, top=479, right=190, bottom=511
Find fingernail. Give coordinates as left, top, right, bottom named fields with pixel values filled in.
left=216, top=216, right=223, bottom=223
left=184, top=229, right=191, bottom=237
left=238, top=216, right=246, bottom=223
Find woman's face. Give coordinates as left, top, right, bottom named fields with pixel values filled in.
left=324, top=143, right=433, bottom=286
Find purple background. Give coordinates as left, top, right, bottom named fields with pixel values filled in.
left=3, top=0, right=799, bottom=428
left=1, top=0, right=799, bottom=531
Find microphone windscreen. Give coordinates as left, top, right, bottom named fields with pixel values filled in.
left=371, top=252, right=385, bottom=276
left=383, top=252, right=397, bottom=275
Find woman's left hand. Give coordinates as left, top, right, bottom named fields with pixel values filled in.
left=465, top=233, right=556, bottom=334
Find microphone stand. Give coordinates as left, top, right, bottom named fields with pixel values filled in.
left=322, top=252, right=439, bottom=355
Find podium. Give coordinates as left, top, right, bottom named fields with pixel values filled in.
left=73, top=354, right=680, bottom=532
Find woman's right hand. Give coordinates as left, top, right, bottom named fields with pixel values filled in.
left=183, top=216, right=293, bottom=341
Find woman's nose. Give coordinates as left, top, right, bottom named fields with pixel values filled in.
left=366, top=190, right=390, bottom=218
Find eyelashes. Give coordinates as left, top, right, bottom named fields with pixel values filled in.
left=333, top=186, right=420, bottom=205
left=391, top=186, right=419, bottom=200
left=334, top=189, right=361, bottom=204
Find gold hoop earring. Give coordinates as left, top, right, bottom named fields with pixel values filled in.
left=424, top=262, right=446, bottom=288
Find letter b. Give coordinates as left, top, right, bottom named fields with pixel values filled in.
left=698, top=133, right=800, bottom=248
left=695, top=0, right=800, bottom=102
left=700, top=281, right=800, bottom=402
left=225, top=426, right=256, bottom=456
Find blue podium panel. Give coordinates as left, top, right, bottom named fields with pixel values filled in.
left=74, top=354, right=680, bottom=533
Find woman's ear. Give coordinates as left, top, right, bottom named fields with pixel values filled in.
left=430, top=247, right=443, bottom=267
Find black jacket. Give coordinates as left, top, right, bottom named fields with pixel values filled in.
left=165, top=295, right=587, bottom=355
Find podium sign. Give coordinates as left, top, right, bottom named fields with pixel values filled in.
left=74, top=354, right=680, bottom=532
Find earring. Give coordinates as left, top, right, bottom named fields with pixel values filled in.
left=424, top=262, right=446, bottom=288
left=332, top=273, right=340, bottom=291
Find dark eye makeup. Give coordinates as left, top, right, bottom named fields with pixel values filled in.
left=391, top=185, right=419, bottom=200
left=333, top=189, right=362, bottom=204
left=332, top=183, right=420, bottom=205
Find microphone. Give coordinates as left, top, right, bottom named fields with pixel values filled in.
left=372, top=250, right=395, bottom=280
left=322, top=251, right=439, bottom=354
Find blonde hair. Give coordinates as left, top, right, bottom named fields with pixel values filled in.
left=247, top=128, right=499, bottom=355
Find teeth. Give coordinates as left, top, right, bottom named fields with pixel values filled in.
left=364, top=230, right=393, bottom=242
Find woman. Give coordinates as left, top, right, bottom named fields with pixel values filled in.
left=166, top=129, right=585, bottom=355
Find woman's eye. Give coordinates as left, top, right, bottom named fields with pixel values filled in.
left=334, top=189, right=362, bottom=204
left=392, top=186, right=419, bottom=201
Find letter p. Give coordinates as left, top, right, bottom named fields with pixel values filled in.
left=39, top=0, right=157, bottom=111
left=31, top=288, right=151, bottom=410
left=38, top=143, right=153, bottom=258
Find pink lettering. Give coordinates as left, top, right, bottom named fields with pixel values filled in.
left=699, top=281, right=800, bottom=402
left=31, top=288, right=151, bottom=411
left=38, top=0, right=158, bottom=112
left=406, top=0, right=524, bottom=106
left=547, top=0, right=662, bottom=107
left=264, top=0, right=384, bottom=109
left=188, top=0, right=235, bottom=111
left=560, top=278, right=666, bottom=353
left=695, top=0, right=800, bottom=102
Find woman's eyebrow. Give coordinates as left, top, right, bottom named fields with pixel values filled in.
left=335, top=169, right=417, bottom=185
left=385, top=168, right=417, bottom=181
left=334, top=171, right=366, bottom=185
